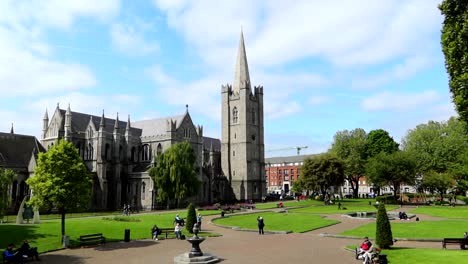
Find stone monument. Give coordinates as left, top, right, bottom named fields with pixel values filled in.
left=174, top=223, right=219, bottom=264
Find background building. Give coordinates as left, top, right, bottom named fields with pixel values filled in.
left=265, top=155, right=315, bottom=195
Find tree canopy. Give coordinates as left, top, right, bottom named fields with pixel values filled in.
left=401, top=117, right=468, bottom=174
left=301, top=154, right=345, bottom=197
left=420, top=171, right=455, bottom=201
left=0, top=168, right=16, bottom=220
left=366, top=129, right=399, bottom=158
left=149, top=141, right=200, bottom=208
left=26, top=139, right=92, bottom=240
left=439, top=0, right=468, bottom=126
left=329, top=128, right=367, bottom=198
left=365, top=151, right=417, bottom=200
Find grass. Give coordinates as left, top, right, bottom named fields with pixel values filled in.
left=409, top=206, right=468, bottom=219
left=346, top=245, right=468, bottom=264
left=254, top=199, right=322, bottom=209
left=340, top=220, right=468, bottom=239
left=0, top=210, right=222, bottom=254
left=213, top=211, right=339, bottom=233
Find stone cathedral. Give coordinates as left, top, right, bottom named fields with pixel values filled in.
left=1, top=31, right=265, bottom=211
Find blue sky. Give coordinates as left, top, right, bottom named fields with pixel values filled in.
left=0, top=0, right=456, bottom=157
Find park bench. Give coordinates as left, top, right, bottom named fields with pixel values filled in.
left=442, top=238, right=468, bottom=249
left=153, top=228, right=174, bottom=239
left=79, top=233, right=106, bottom=246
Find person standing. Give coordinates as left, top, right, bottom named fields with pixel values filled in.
left=174, top=223, right=182, bottom=239
left=257, top=216, right=265, bottom=235
left=197, top=213, right=202, bottom=231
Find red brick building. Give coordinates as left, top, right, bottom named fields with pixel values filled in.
left=265, top=155, right=315, bottom=195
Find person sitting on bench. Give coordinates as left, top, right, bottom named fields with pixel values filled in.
left=19, top=240, right=39, bottom=261
left=3, top=243, right=24, bottom=264
left=151, top=225, right=161, bottom=241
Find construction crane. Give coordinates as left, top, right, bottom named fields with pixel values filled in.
left=266, top=146, right=308, bottom=155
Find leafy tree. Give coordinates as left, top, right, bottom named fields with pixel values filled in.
left=186, top=203, right=197, bottom=233
left=0, top=168, right=16, bottom=221
left=301, top=154, right=345, bottom=198
left=27, top=139, right=92, bottom=241
left=439, top=0, right=468, bottom=126
left=366, top=129, right=399, bottom=158
left=291, top=178, right=305, bottom=195
left=365, top=151, right=417, bottom=201
left=401, top=117, right=468, bottom=174
left=329, top=128, right=367, bottom=198
left=149, top=141, right=200, bottom=208
left=420, top=172, right=455, bottom=201
left=375, top=203, right=393, bottom=249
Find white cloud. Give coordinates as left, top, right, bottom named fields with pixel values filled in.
left=0, top=0, right=120, bottom=30
left=111, top=19, right=159, bottom=56
left=361, top=90, right=441, bottom=112
left=308, top=95, right=330, bottom=106
left=153, top=0, right=441, bottom=69
left=351, top=56, right=437, bottom=89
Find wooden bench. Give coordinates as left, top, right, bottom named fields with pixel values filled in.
left=442, top=238, right=468, bottom=249
left=79, top=233, right=106, bottom=246
left=159, top=228, right=174, bottom=239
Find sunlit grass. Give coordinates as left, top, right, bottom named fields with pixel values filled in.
left=213, top=211, right=339, bottom=233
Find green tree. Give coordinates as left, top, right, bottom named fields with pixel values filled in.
left=186, top=203, right=197, bottom=233
left=291, top=178, right=305, bottom=195
left=0, top=168, right=16, bottom=221
left=420, top=172, right=455, bottom=201
left=439, top=0, right=468, bottom=126
left=26, top=139, right=92, bottom=242
left=301, top=154, right=345, bottom=198
left=365, top=151, right=417, bottom=201
left=149, top=141, right=200, bottom=208
left=329, top=128, right=367, bottom=198
left=375, top=203, right=393, bottom=249
left=401, top=117, right=468, bottom=174
left=366, top=129, right=399, bottom=158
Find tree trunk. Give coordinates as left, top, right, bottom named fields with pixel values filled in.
left=60, top=207, right=66, bottom=242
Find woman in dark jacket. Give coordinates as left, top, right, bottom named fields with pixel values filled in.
left=257, top=216, right=265, bottom=235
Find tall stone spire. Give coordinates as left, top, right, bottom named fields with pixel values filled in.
left=114, top=112, right=119, bottom=129
left=10, top=123, right=14, bottom=134
left=100, top=110, right=106, bottom=128
left=232, top=30, right=251, bottom=93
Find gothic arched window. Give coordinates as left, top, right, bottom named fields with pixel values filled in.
left=142, top=144, right=150, bottom=161
left=157, top=144, right=162, bottom=156
left=252, top=109, right=256, bottom=125
left=233, top=107, right=238, bottom=124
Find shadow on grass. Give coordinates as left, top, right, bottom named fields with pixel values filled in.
left=0, top=224, right=48, bottom=247
left=39, top=253, right=87, bottom=264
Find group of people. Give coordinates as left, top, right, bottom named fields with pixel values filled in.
left=3, top=240, right=40, bottom=263
left=122, top=204, right=131, bottom=216
left=398, top=211, right=408, bottom=220
left=151, top=213, right=203, bottom=241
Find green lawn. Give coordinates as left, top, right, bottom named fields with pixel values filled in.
left=213, top=211, right=339, bottom=233
left=340, top=220, right=468, bottom=239
left=254, top=199, right=322, bottom=209
left=409, top=206, right=468, bottom=219
left=347, top=245, right=468, bottom=263
left=289, top=204, right=398, bottom=214
left=0, top=210, right=221, bottom=254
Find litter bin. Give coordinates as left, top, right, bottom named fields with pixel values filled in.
left=124, top=229, right=130, bottom=242
left=221, top=211, right=225, bottom=217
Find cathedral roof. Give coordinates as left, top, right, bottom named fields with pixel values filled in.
left=132, top=114, right=185, bottom=137
left=0, top=132, right=45, bottom=169
left=203, top=137, right=221, bottom=151
left=58, top=109, right=141, bottom=135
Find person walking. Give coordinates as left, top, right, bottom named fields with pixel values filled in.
left=174, top=223, right=182, bottom=239
left=257, top=216, right=265, bottom=235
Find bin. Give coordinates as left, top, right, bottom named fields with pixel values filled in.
left=378, top=254, right=388, bottom=264
left=124, top=229, right=130, bottom=242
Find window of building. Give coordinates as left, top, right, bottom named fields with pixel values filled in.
left=233, top=150, right=236, bottom=156
left=285, top=176, right=289, bottom=181
left=284, top=169, right=289, bottom=176
left=252, top=110, right=255, bottom=124
left=232, top=107, right=238, bottom=124
left=105, top=143, right=111, bottom=160
left=290, top=169, right=294, bottom=175
left=142, top=144, right=151, bottom=161
left=157, top=144, right=162, bottom=156
left=142, top=182, right=146, bottom=196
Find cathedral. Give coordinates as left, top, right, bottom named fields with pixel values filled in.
left=1, top=31, right=265, bottom=211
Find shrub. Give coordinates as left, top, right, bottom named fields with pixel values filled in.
left=186, top=203, right=197, bottom=233
left=102, top=216, right=141, bottom=222
left=375, top=203, right=393, bottom=249
left=376, top=195, right=397, bottom=204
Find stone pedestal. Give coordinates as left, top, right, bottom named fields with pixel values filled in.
left=173, top=252, right=219, bottom=264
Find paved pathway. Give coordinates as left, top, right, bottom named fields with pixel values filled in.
left=36, top=208, right=442, bottom=264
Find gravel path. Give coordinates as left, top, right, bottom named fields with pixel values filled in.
left=36, top=207, right=443, bottom=264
